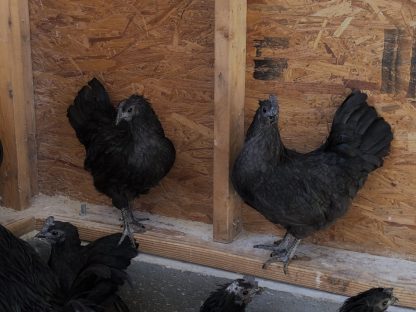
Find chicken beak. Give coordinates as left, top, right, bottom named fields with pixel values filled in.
left=115, top=112, right=122, bottom=125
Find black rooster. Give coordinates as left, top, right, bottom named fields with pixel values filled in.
left=232, top=90, right=393, bottom=272
left=200, top=277, right=262, bottom=312
left=34, top=216, right=138, bottom=311
left=339, top=288, right=398, bottom=312
left=0, top=218, right=136, bottom=311
left=67, top=78, right=176, bottom=245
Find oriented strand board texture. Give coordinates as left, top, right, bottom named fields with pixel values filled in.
left=245, top=0, right=416, bottom=260
left=29, top=0, right=214, bottom=223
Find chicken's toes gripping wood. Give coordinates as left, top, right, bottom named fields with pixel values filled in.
left=129, top=210, right=148, bottom=233
left=118, top=208, right=139, bottom=247
left=255, top=233, right=301, bottom=274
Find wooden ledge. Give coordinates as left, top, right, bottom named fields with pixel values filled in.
left=28, top=215, right=415, bottom=309
left=2, top=195, right=415, bottom=309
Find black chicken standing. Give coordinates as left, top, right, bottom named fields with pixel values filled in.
left=339, top=287, right=398, bottom=312
left=232, top=91, right=393, bottom=273
left=200, top=277, right=262, bottom=312
left=67, top=78, right=176, bottom=245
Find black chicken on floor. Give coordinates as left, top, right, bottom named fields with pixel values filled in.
left=0, top=218, right=136, bottom=311
left=67, top=78, right=176, bottom=245
left=200, top=277, right=262, bottom=312
left=232, top=90, right=393, bottom=273
left=339, top=288, right=398, bottom=312
left=34, top=216, right=138, bottom=312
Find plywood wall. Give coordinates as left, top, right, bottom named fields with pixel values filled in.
left=245, top=0, right=416, bottom=260
left=29, top=0, right=214, bottom=223
left=30, top=0, right=416, bottom=260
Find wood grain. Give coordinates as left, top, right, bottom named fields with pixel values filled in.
left=33, top=213, right=416, bottom=309
left=0, top=0, right=37, bottom=210
left=213, top=0, right=246, bottom=242
left=28, top=0, right=416, bottom=261
left=4, top=217, right=35, bottom=237
left=244, top=0, right=416, bottom=259
left=29, top=0, right=214, bottom=223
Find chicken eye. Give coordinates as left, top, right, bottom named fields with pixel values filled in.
left=51, top=230, right=59, bottom=236
left=127, top=107, right=133, bottom=113
left=262, top=107, right=267, bottom=113
left=382, top=301, right=388, bottom=306
left=242, top=290, right=249, bottom=296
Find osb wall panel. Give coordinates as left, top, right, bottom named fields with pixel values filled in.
left=244, top=0, right=416, bottom=260
left=29, top=0, right=214, bottom=223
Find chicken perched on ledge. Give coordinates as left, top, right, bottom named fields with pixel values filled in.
left=200, top=277, right=262, bottom=312
left=339, top=288, right=398, bottom=312
left=67, top=78, right=176, bottom=245
left=232, top=90, right=393, bottom=273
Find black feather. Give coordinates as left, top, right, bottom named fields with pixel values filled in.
left=0, top=223, right=102, bottom=311
left=67, top=78, right=175, bottom=211
left=40, top=219, right=138, bottom=312
left=232, top=90, right=393, bottom=239
left=339, top=287, right=398, bottom=312
left=200, top=279, right=261, bottom=312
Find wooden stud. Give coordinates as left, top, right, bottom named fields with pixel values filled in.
left=0, top=0, right=37, bottom=210
left=213, top=0, right=247, bottom=242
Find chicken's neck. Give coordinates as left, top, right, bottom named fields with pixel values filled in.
left=245, top=117, right=285, bottom=162
left=128, top=115, right=162, bottom=142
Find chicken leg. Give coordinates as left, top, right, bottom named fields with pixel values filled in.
left=254, top=232, right=301, bottom=274
left=118, top=202, right=148, bottom=247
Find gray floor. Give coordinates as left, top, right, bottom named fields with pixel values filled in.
left=116, top=254, right=414, bottom=312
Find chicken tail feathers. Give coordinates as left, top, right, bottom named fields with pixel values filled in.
left=68, top=234, right=137, bottom=309
left=67, top=78, right=115, bottom=148
left=326, top=90, right=393, bottom=172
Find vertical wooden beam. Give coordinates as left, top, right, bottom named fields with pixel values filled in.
left=213, top=0, right=246, bottom=242
left=0, top=0, right=37, bottom=210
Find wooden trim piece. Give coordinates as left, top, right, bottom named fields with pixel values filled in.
left=213, top=0, right=247, bottom=242
left=34, top=216, right=416, bottom=309
left=0, top=0, right=38, bottom=210
left=4, top=217, right=35, bottom=237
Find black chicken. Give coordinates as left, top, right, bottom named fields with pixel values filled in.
left=200, top=277, right=262, bottom=312
left=339, top=288, right=398, bottom=312
left=67, top=78, right=176, bottom=245
left=232, top=90, right=393, bottom=272
left=0, top=218, right=136, bottom=311
left=34, top=216, right=138, bottom=311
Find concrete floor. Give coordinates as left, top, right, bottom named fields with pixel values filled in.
left=116, top=254, right=415, bottom=312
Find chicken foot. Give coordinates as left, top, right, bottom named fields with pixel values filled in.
left=118, top=208, right=136, bottom=247
left=127, top=201, right=149, bottom=229
left=253, top=232, right=301, bottom=274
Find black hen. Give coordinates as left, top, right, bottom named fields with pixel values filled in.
left=200, top=277, right=262, bottom=312
left=0, top=222, right=93, bottom=311
left=67, top=78, right=176, bottom=244
left=34, top=216, right=138, bottom=312
left=232, top=90, right=393, bottom=272
left=339, top=288, right=398, bottom=312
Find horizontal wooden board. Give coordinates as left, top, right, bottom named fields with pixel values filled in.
left=244, top=0, right=416, bottom=260
left=29, top=0, right=215, bottom=224
left=2, top=195, right=415, bottom=308
left=32, top=206, right=416, bottom=309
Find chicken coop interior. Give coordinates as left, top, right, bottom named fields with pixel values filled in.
left=1, top=0, right=416, bottom=310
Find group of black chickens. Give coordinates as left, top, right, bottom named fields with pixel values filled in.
left=0, top=77, right=397, bottom=311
